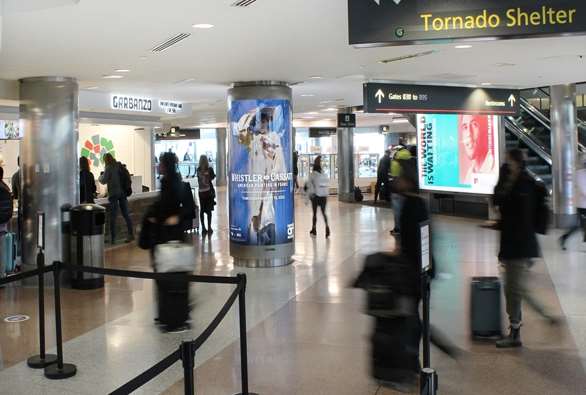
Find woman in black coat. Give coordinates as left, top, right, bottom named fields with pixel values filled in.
left=79, top=157, right=97, bottom=204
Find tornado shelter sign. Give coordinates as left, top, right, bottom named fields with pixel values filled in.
left=349, top=0, right=586, bottom=46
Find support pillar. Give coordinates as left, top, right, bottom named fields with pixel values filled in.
left=337, top=108, right=355, bottom=202
left=19, top=77, right=79, bottom=269
left=216, top=128, right=228, bottom=186
left=227, top=81, right=294, bottom=267
left=550, top=84, right=579, bottom=228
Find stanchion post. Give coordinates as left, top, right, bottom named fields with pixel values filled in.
left=234, top=274, right=258, bottom=395
left=420, top=368, right=438, bottom=395
left=44, top=261, right=77, bottom=379
left=28, top=212, right=58, bottom=369
left=180, top=342, right=196, bottom=395
left=422, top=273, right=431, bottom=369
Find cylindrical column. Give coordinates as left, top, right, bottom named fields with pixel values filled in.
left=550, top=84, right=578, bottom=228
left=337, top=109, right=355, bottom=202
left=227, top=82, right=294, bottom=267
left=19, top=77, right=79, bottom=270
left=216, top=128, right=228, bottom=187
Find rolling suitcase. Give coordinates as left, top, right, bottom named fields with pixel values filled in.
left=470, top=276, right=502, bottom=338
left=0, top=231, right=17, bottom=276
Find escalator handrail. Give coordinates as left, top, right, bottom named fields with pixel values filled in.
left=504, top=117, right=552, bottom=166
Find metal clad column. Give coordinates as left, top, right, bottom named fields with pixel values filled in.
left=550, top=84, right=578, bottom=228
left=227, top=82, right=294, bottom=267
left=20, top=77, right=79, bottom=269
left=216, top=128, right=228, bottom=186
left=337, top=108, right=355, bottom=202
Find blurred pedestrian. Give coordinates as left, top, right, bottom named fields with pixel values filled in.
left=307, top=156, right=330, bottom=238
left=374, top=150, right=391, bottom=204
left=494, top=149, right=558, bottom=348
left=560, top=154, right=586, bottom=250
left=79, top=157, right=97, bottom=204
left=99, top=153, right=134, bottom=243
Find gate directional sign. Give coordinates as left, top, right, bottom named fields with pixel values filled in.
left=363, top=83, right=520, bottom=116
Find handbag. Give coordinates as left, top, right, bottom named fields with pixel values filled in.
left=154, top=241, right=196, bottom=273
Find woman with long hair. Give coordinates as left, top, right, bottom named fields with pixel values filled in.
left=307, top=156, right=330, bottom=238
left=79, top=156, right=96, bottom=204
left=197, top=155, right=216, bottom=236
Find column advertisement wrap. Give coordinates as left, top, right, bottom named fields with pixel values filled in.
left=229, top=99, right=294, bottom=247
left=417, top=114, right=500, bottom=195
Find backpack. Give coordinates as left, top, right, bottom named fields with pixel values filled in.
left=118, top=163, right=133, bottom=197
left=354, top=186, right=364, bottom=202
left=533, top=180, right=550, bottom=235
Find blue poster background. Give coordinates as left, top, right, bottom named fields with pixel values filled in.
left=229, top=99, right=294, bottom=246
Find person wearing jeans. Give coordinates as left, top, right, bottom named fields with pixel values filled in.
left=99, top=153, right=134, bottom=243
left=494, top=149, right=557, bottom=348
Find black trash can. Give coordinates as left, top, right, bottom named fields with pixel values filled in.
left=70, top=204, right=106, bottom=290
left=61, top=204, right=73, bottom=286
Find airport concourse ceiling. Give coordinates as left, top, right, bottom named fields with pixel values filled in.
left=0, top=0, right=585, bottom=126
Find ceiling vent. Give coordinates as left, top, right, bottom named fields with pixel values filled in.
left=231, top=0, right=258, bottom=7
left=151, top=33, right=191, bottom=53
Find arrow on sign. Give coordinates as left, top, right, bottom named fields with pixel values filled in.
left=375, top=89, right=385, bottom=104
left=508, top=94, right=516, bottom=107
left=373, top=0, right=403, bottom=5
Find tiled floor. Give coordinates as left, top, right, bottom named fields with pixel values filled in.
left=1, top=191, right=585, bottom=394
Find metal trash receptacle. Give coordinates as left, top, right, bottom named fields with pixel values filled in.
left=70, top=204, right=106, bottom=289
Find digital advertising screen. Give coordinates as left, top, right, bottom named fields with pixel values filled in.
left=0, top=120, right=22, bottom=139
left=228, top=99, right=294, bottom=246
left=417, top=114, right=500, bottom=195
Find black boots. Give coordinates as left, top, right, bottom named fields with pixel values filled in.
left=496, top=327, right=522, bottom=348
left=326, top=226, right=331, bottom=238
left=310, top=227, right=330, bottom=238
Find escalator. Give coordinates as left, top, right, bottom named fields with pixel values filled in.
left=504, top=92, right=586, bottom=191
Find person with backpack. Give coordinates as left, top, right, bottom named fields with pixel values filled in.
left=389, top=145, right=412, bottom=235
left=374, top=150, right=391, bottom=204
left=493, top=148, right=558, bottom=348
left=307, top=156, right=331, bottom=238
left=99, top=153, right=134, bottom=244
left=196, top=155, right=216, bottom=236
left=79, top=156, right=97, bottom=204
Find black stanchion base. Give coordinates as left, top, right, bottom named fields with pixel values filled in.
left=233, top=393, right=260, bottom=395
left=27, top=354, right=58, bottom=369
left=44, top=363, right=77, bottom=380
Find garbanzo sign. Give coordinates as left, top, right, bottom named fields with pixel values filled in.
left=349, top=0, right=586, bottom=46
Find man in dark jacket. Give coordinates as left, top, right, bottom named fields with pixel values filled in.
left=494, top=149, right=557, bottom=348
left=0, top=167, right=13, bottom=231
left=374, top=150, right=391, bottom=203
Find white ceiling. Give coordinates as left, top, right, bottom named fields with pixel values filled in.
left=1, top=0, right=585, bottom=126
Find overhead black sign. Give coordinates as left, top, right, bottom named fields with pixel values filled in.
left=309, top=128, right=337, bottom=138
left=337, top=113, right=357, bottom=128
left=363, top=83, right=520, bottom=116
left=349, top=0, right=586, bottom=46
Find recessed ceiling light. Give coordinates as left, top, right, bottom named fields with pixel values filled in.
left=481, top=82, right=492, bottom=86
left=114, top=69, right=131, bottom=73
left=455, top=45, right=472, bottom=49
left=85, top=86, right=99, bottom=90
left=192, top=23, right=214, bottom=29
left=102, top=75, right=124, bottom=79
left=301, top=94, right=315, bottom=97
left=309, top=76, right=323, bottom=80
left=306, top=112, right=319, bottom=115
left=323, top=108, right=338, bottom=112
left=139, top=56, right=148, bottom=61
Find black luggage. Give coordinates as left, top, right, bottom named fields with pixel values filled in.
left=157, top=274, right=190, bottom=331
left=470, top=276, right=502, bottom=338
left=372, top=316, right=421, bottom=383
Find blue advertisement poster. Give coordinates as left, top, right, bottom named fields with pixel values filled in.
left=229, top=99, right=294, bottom=246
left=417, top=113, right=500, bottom=195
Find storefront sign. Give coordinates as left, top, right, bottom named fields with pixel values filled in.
left=159, top=100, right=184, bottom=114
left=309, top=127, right=337, bottom=138
left=229, top=100, right=294, bottom=247
left=364, top=83, right=520, bottom=116
left=111, top=95, right=153, bottom=112
left=349, top=0, right=586, bottom=46
left=337, top=113, right=356, bottom=128
left=417, top=113, right=501, bottom=195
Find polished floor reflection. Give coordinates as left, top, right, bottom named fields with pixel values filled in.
left=1, top=191, right=586, bottom=394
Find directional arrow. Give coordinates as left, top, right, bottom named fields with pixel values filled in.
left=373, top=0, right=403, bottom=5
left=375, top=89, right=385, bottom=104
left=508, top=94, right=516, bottom=107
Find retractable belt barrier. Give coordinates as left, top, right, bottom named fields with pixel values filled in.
left=0, top=260, right=257, bottom=395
